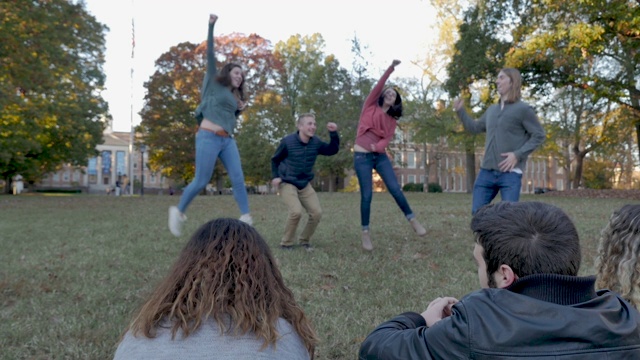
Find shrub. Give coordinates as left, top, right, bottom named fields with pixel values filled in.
left=402, top=183, right=423, bottom=192
left=427, top=182, right=443, bottom=193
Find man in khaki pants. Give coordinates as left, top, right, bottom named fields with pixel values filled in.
left=271, top=113, right=340, bottom=250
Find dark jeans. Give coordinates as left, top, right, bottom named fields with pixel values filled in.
left=472, top=168, right=522, bottom=214
left=354, top=152, right=414, bottom=230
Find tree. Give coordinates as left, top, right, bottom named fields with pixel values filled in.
left=507, top=0, right=640, bottom=160
left=550, top=86, right=621, bottom=188
left=0, top=0, right=108, bottom=192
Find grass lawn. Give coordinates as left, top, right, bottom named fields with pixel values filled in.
left=0, top=192, right=632, bottom=359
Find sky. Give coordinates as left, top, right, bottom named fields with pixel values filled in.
left=83, top=0, right=439, bottom=132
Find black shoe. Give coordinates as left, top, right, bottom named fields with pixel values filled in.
left=280, top=245, right=294, bottom=250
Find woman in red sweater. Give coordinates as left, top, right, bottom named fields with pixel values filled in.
left=353, top=59, right=426, bottom=251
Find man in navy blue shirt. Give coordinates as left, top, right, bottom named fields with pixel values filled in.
left=271, top=113, right=339, bottom=250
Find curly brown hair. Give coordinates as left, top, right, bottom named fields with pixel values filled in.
left=126, top=218, right=317, bottom=355
left=595, top=204, right=640, bottom=309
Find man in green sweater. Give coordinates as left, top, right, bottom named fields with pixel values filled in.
left=454, top=68, right=545, bottom=214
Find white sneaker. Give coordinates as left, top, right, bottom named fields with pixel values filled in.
left=239, top=213, right=253, bottom=226
left=168, top=206, right=186, bottom=236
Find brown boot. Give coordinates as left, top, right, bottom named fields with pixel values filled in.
left=361, top=230, right=373, bottom=251
left=410, top=218, right=426, bottom=236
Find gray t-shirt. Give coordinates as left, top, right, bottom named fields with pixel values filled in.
left=113, top=317, right=310, bottom=360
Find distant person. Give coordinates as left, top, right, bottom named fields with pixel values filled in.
left=271, top=113, right=339, bottom=250
left=12, top=175, right=24, bottom=195
left=354, top=59, right=426, bottom=251
left=453, top=68, right=545, bottom=214
left=114, top=218, right=317, bottom=359
left=596, top=204, right=640, bottom=309
left=168, top=13, right=252, bottom=237
left=122, top=175, right=130, bottom=195
left=359, top=201, right=640, bottom=359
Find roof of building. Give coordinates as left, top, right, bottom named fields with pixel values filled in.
left=102, top=130, right=131, bottom=147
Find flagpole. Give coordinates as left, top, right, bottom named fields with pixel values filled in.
left=128, top=0, right=135, bottom=195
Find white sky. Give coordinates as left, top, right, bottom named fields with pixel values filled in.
left=83, top=0, right=438, bottom=132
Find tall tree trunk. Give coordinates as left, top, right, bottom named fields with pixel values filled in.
left=422, top=142, right=429, bottom=192
left=564, top=141, right=571, bottom=190
left=465, top=148, right=476, bottom=194
left=635, top=121, right=640, bottom=163
left=3, top=176, right=10, bottom=194
left=572, top=147, right=586, bottom=189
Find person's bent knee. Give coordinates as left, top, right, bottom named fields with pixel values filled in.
left=309, top=209, right=322, bottom=220
left=288, top=211, right=303, bottom=220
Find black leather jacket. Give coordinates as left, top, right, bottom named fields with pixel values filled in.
left=360, top=274, right=640, bottom=359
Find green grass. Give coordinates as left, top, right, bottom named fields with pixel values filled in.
left=0, top=192, right=632, bottom=359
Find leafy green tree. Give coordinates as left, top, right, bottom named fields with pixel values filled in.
left=506, top=0, right=640, bottom=160
left=0, top=0, right=108, bottom=192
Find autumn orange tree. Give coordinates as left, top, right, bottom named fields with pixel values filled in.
left=0, top=0, right=108, bottom=192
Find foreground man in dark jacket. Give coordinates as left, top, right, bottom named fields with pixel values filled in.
left=359, top=201, right=640, bottom=359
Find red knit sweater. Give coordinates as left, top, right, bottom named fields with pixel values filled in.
left=355, top=66, right=396, bottom=153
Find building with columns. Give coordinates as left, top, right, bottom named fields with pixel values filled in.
left=37, top=127, right=167, bottom=194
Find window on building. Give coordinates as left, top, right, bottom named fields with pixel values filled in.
left=73, top=171, right=80, bottom=182
left=407, top=152, right=416, bottom=169
left=53, top=173, right=60, bottom=181
left=103, top=177, right=109, bottom=185
left=63, top=171, right=70, bottom=182
left=408, top=175, right=416, bottom=183
left=151, top=173, right=156, bottom=184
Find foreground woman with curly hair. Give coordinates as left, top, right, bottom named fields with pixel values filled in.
left=596, top=204, right=640, bottom=309
left=114, top=218, right=317, bottom=359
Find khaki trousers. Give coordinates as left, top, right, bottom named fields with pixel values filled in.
left=279, top=183, right=322, bottom=246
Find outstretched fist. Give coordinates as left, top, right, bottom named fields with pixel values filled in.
left=391, top=59, right=401, bottom=67
left=327, top=122, right=338, bottom=132
left=209, top=14, right=218, bottom=24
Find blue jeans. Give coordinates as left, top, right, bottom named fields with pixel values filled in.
left=354, top=152, right=414, bottom=230
left=178, top=130, right=249, bottom=215
left=471, top=168, right=522, bottom=215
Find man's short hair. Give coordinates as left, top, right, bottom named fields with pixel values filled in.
left=471, top=201, right=581, bottom=281
left=296, top=113, right=315, bottom=124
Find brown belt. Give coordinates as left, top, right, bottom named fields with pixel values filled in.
left=199, top=127, right=229, bottom=137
